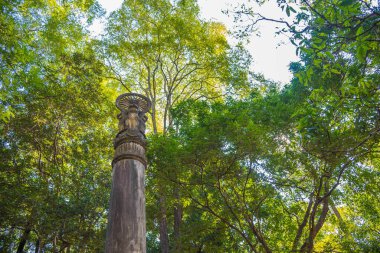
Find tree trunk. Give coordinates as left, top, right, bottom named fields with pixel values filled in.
left=66, top=244, right=71, bottom=253
left=53, top=235, right=58, bottom=253
left=34, top=239, right=40, bottom=253
left=149, top=96, right=168, bottom=253
left=151, top=103, right=158, bottom=134
left=159, top=196, right=169, bottom=253
left=16, top=228, right=31, bottom=253
left=292, top=193, right=314, bottom=252
left=300, top=180, right=330, bottom=253
left=173, top=187, right=182, bottom=253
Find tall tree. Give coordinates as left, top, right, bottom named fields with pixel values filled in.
left=101, top=0, right=234, bottom=251
left=0, top=0, right=115, bottom=251
left=102, top=0, right=229, bottom=133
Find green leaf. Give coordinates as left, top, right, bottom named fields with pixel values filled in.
left=357, top=45, right=368, bottom=62
left=340, top=0, right=355, bottom=6
left=326, top=51, right=334, bottom=59
left=313, top=59, right=322, bottom=66
left=356, top=26, right=364, bottom=36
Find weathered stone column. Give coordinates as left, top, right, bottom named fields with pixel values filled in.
left=106, top=93, right=151, bottom=253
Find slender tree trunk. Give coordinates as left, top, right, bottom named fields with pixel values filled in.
left=163, top=93, right=172, bottom=132
left=34, top=239, right=40, bottom=253
left=17, top=228, right=31, bottom=253
left=53, top=235, right=58, bottom=253
left=292, top=193, right=314, bottom=252
left=300, top=179, right=330, bottom=253
left=151, top=107, right=157, bottom=133
left=152, top=99, right=170, bottom=253
left=59, top=241, right=70, bottom=253
left=66, top=244, right=71, bottom=253
left=173, top=187, right=182, bottom=252
left=159, top=196, right=169, bottom=253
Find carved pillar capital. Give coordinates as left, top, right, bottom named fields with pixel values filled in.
left=113, top=93, right=151, bottom=166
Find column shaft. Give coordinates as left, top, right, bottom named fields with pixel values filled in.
left=106, top=159, right=146, bottom=253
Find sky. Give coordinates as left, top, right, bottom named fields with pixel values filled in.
left=92, top=0, right=299, bottom=84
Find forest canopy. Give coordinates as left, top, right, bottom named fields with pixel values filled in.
left=1, top=0, right=379, bottom=252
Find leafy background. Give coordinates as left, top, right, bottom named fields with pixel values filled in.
left=1, top=0, right=379, bottom=252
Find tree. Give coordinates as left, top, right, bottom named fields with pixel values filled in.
left=102, top=0, right=230, bottom=133
left=166, top=0, right=380, bottom=251
left=101, top=0, right=237, bottom=251
left=0, top=0, right=115, bottom=251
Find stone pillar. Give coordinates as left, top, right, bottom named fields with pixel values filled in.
left=106, top=93, right=151, bottom=253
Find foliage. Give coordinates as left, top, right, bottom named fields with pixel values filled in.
left=101, top=0, right=232, bottom=133
left=0, top=0, right=114, bottom=252
left=1, top=0, right=380, bottom=252
left=101, top=1, right=252, bottom=252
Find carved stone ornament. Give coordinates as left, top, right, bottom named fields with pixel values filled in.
left=113, top=93, right=151, bottom=166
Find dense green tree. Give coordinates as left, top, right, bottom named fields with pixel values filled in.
left=159, top=74, right=378, bottom=252
left=0, top=0, right=115, bottom=252
left=163, top=0, right=379, bottom=252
